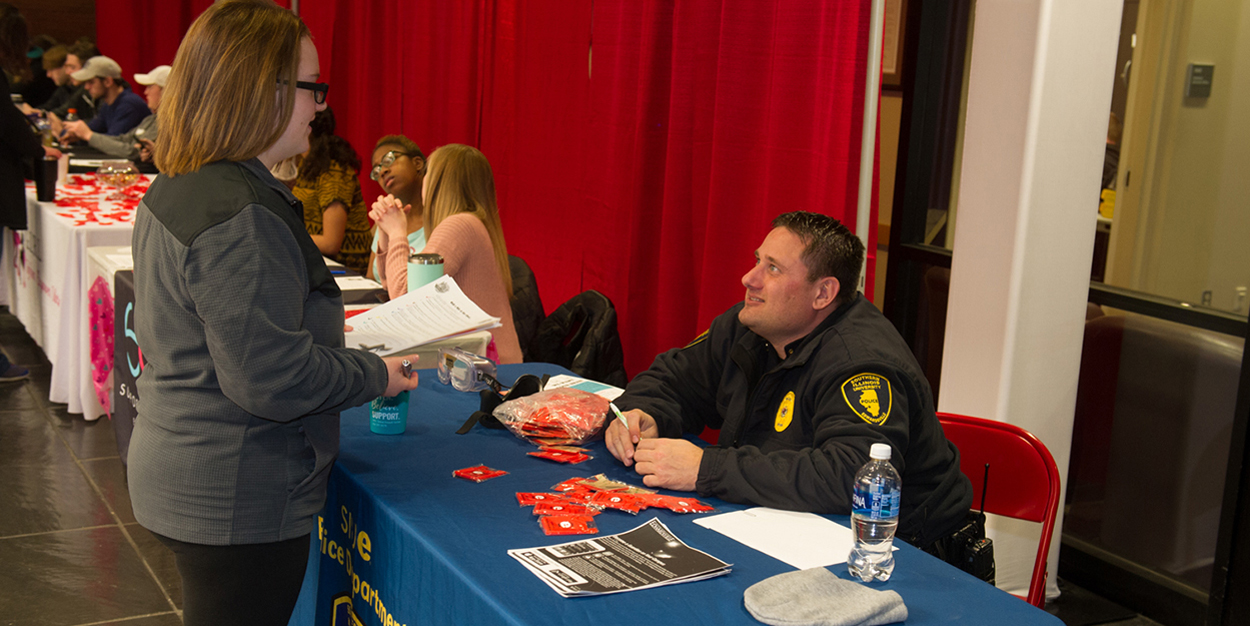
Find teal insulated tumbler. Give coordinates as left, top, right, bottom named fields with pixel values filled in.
left=407, top=253, right=445, bottom=293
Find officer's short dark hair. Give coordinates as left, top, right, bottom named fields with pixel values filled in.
left=771, top=211, right=864, bottom=305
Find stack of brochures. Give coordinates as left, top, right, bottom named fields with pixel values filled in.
left=345, top=275, right=501, bottom=356
left=509, top=518, right=732, bottom=597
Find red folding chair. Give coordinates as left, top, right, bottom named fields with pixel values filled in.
left=937, top=412, right=1061, bottom=608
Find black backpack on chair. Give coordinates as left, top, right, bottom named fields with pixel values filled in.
left=508, top=255, right=545, bottom=361
left=529, top=290, right=627, bottom=387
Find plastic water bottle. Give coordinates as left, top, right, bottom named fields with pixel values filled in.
left=848, top=443, right=902, bottom=582
left=36, top=117, right=55, bottom=147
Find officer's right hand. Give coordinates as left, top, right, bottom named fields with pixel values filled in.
left=605, top=408, right=658, bottom=467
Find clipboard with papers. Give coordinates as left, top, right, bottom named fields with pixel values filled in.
left=344, top=275, right=500, bottom=356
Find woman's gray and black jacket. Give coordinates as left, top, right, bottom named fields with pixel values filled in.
left=128, top=158, right=387, bottom=546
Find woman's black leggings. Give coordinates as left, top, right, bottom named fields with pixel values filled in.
left=154, top=532, right=311, bottom=626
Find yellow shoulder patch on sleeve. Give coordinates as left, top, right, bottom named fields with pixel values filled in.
left=841, top=373, right=893, bottom=425
left=682, top=329, right=710, bottom=350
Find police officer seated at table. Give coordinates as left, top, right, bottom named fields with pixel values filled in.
left=605, top=211, right=974, bottom=559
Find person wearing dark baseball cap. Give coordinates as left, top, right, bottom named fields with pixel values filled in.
left=78, top=64, right=168, bottom=162
left=60, top=55, right=150, bottom=140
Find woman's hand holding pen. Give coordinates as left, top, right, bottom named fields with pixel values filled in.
left=381, top=355, right=419, bottom=397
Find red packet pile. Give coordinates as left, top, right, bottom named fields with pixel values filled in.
left=453, top=465, right=508, bottom=483
left=515, top=474, right=715, bottom=537
left=517, top=488, right=600, bottom=536
left=554, top=475, right=715, bottom=515
left=492, top=389, right=609, bottom=446
left=48, top=173, right=147, bottom=226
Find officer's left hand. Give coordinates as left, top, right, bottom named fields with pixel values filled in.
left=633, top=438, right=702, bottom=492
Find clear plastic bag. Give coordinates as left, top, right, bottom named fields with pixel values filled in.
left=491, top=388, right=609, bottom=446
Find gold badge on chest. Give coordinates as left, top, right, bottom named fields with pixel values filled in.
left=775, top=391, right=796, bottom=432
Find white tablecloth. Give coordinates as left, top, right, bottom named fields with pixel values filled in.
left=3, top=176, right=140, bottom=420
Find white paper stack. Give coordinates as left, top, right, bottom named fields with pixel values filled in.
left=344, top=275, right=500, bottom=356
left=509, top=518, right=731, bottom=597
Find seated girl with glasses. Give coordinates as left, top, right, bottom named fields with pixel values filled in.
left=293, top=107, right=371, bottom=274
left=367, top=134, right=426, bottom=281
left=370, top=143, right=522, bottom=364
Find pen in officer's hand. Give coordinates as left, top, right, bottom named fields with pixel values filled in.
left=609, top=402, right=631, bottom=436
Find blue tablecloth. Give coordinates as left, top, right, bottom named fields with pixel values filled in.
left=290, top=363, right=1061, bottom=625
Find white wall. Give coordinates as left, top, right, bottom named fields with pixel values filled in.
left=939, top=0, right=1123, bottom=600
left=1137, top=0, right=1250, bottom=311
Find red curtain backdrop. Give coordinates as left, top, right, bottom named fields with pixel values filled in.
left=582, top=1, right=876, bottom=375
left=99, top=0, right=876, bottom=379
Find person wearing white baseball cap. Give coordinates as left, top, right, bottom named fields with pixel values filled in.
left=60, top=54, right=150, bottom=141
left=79, top=64, right=168, bottom=162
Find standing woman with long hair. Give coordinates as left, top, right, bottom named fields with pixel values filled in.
left=0, top=3, right=61, bottom=381
left=129, top=1, right=416, bottom=624
left=371, top=144, right=522, bottom=364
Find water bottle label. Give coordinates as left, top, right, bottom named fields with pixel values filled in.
left=370, top=396, right=403, bottom=420
left=852, top=484, right=900, bottom=519
left=370, top=391, right=409, bottom=434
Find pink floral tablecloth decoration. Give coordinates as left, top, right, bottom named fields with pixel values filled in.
left=88, top=276, right=114, bottom=417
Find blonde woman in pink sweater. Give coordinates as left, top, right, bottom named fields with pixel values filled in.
left=370, top=144, right=522, bottom=364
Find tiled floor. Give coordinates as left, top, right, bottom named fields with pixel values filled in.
left=0, top=309, right=180, bottom=626
left=0, top=305, right=1169, bottom=625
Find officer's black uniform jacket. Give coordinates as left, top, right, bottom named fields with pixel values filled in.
left=615, top=294, right=972, bottom=545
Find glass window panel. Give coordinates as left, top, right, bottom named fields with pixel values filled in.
left=1098, top=0, right=1250, bottom=316
left=1066, top=310, right=1243, bottom=593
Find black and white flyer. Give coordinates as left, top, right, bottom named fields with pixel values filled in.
left=508, top=518, right=732, bottom=597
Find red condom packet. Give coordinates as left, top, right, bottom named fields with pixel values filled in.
left=579, top=474, right=630, bottom=492
left=516, top=492, right=571, bottom=507
left=562, top=487, right=597, bottom=503
left=589, top=491, right=645, bottom=514
left=528, top=449, right=592, bottom=464
left=641, top=493, right=716, bottom=513
left=453, top=465, right=508, bottom=483
left=550, top=478, right=588, bottom=492
left=540, top=515, right=598, bottom=536
left=533, top=501, right=599, bottom=517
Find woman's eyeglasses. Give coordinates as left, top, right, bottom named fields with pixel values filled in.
left=370, top=150, right=410, bottom=181
left=293, top=81, right=329, bottom=105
